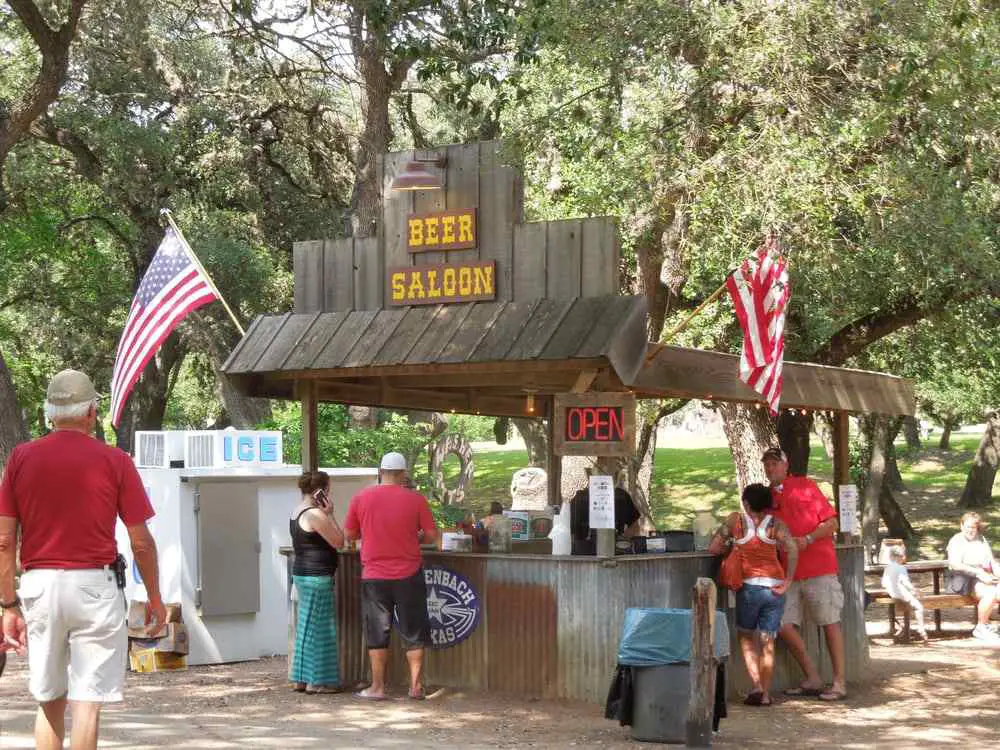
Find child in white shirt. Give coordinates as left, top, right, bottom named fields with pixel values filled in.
left=882, top=545, right=928, bottom=640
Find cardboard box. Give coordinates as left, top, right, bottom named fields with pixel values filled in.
left=128, top=601, right=183, bottom=636
left=130, top=623, right=189, bottom=655
left=129, top=647, right=187, bottom=673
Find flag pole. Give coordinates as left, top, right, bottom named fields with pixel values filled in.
left=160, top=209, right=246, bottom=336
left=661, top=274, right=733, bottom=345
left=644, top=271, right=735, bottom=364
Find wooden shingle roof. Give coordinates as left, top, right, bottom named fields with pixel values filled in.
left=222, top=296, right=649, bottom=408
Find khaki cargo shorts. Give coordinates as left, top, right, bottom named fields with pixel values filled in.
left=781, top=574, right=844, bottom=627
left=18, top=568, right=127, bottom=703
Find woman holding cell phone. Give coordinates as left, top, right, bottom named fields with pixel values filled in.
left=289, top=471, right=345, bottom=694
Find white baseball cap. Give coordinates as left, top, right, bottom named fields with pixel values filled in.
left=379, top=451, right=408, bottom=471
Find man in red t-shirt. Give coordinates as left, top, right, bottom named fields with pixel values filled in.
left=344, top=451, right=438, bottom=700
left=763, top=447, right=847, bottom=702
left=0, top=369, right=166, bottom=750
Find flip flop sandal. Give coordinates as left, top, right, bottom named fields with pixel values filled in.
left=353, top=689, right=387, bottom=701
left=291, top=683, right=306, bottom=693
left=408, top=691, right=426, bottom=701
left=784, top=685, right=824, bottom=697
left=818, top=689, right=848, bottom=702
left=743, top=691, right=764, bottom=706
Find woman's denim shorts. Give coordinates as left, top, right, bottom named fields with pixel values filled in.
left=735, top=584, right=786, bottom=637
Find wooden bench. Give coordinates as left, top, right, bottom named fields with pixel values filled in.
left=865, top=560, right=979, bottom=642
left=869, top=590, right=978, bottom=641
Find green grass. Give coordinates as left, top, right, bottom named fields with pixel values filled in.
left=455, top=434, right=999, bottom=559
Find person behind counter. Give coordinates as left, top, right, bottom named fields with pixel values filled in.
left=482, top=501, right=505, bottom=529
left=569, top=470, right=640, bottom=555
left=289, top=470, right=345, bottom=694
left=345, top=452, right=439, bottom=701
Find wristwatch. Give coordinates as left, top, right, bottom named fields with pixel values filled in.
left=0, top=595, right=21, bottom=611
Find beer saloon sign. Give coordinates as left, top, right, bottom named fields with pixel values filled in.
left=389, top=208, right=497, bottom=306
left=553, top=393, right=636, bottom=456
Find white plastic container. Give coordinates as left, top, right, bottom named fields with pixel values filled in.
left=693, top=510, right=715, bottom=551
left=549, top=502, right=572, bottom=556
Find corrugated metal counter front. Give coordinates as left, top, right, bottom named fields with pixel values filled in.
left=283, top=546, right=868, bottom=704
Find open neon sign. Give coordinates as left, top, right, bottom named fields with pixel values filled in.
left=564, top=406, right=625, bottom=442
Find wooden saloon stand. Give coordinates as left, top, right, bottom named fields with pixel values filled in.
left=223, top=141, right=914, bottom=702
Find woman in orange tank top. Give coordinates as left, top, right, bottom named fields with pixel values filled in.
left=709, top=483, right=798, bottom=706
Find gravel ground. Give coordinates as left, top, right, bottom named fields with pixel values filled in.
left=2, top=619, right=999, bottom=750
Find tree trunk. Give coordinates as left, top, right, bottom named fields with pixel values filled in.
left=813, top=411, right=836, bottom=459
left=958, top=411, right=1000, bottom=508
left=0, top=351, right=30, bottom=465
left=188, top=317, right=272, bottom=429
left=883, top=417, right=905, bottom=491
left=718, top=403, right=776, bottom=492
left=513, top=417, right=547, bottom=467
left=901, top=415, right=922, bottom=451
left=879, top=488, right=915, bottom=540
left=777, top=409, right=812, bottom=475
left=938, top=419, right=956, bottom=450
left=860, top=414, right=891, bottom=561
left=629, top=422, right=657, bottom=526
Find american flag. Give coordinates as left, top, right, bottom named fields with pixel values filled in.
left=725, top=246, right=790, bottom=414
left=110, top=227, right=219, bottom=427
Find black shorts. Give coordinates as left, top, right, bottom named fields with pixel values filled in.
left=361, top=569, right=431, bottom=651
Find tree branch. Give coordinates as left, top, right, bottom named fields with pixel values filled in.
left=811, top=296, right=929, bottom=366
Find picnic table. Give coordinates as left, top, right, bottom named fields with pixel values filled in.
left=864, top=559, right=973, bottom=639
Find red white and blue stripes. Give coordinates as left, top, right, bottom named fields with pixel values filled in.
left=725, top=248, right=790, bottom=414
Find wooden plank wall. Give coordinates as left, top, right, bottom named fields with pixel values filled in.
left=292, top=140, right=620, bottom=313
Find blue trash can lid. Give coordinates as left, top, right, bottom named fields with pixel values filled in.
left=617, top=607, right=730, bottom=665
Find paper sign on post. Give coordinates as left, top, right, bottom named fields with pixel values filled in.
left=838, top=484, right=859, bottom=535
left=589, top=475, right=615, bottom=529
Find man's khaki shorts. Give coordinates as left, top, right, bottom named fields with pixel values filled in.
left=18, top=568, right=127, bottom=702
left=781, top=574, right=844, bottom=627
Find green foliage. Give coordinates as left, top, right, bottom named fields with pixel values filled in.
left=259, top=403, right=431, bottom=471
left=442, top=413, right=496, bottom=442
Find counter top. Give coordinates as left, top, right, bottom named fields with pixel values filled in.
left=279, top=543, right=863, bottom=562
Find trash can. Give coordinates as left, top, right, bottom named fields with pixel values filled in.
left=617, top=607, right=730, bottom=744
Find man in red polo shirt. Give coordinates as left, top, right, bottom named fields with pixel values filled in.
left=1, top=369, right=165, bottom=750
left=344, top=451, right=438, bottom=701
left=763, top=447, right=847, bottom=702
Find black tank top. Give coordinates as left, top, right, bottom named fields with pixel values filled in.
left=290, top=508, right=338, bottom=576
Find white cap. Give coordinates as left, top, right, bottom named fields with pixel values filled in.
left=379, top=451, right=408, bottom=471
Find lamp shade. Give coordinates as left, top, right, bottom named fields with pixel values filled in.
left=390, top=160, right=444, bottom=191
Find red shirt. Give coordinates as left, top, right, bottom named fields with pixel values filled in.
left=0, top=431, right=154, bottom=570
left=344, top=483, right=437, bottom=580
left=770, top=475, right=838, bottom=580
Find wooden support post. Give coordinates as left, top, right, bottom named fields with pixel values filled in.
left=299, top=380, right=318, bottom=472
left=832, top=410, right=851, bottom=543
left=546, top=398, right=562, bottom=508
left=686, top=577, right=717, bottom=748
left=596, top=528, right=616, bottom=558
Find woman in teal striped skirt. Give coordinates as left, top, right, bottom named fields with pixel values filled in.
left=290, top=471, right=344, bottom=693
